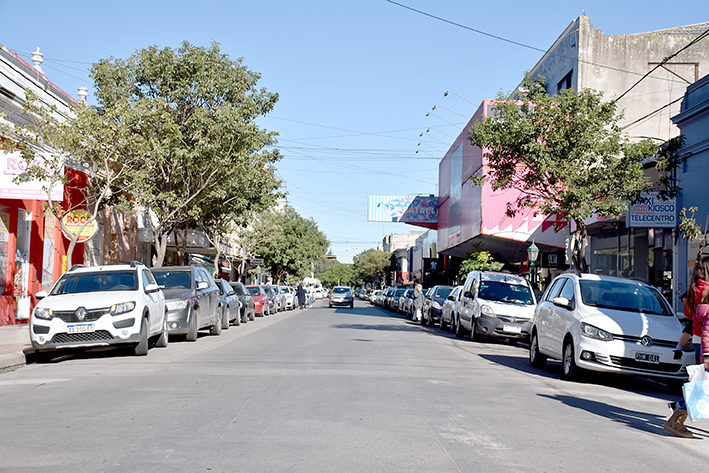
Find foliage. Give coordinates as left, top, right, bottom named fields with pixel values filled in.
left=89, top=41, right=282, bottom=266
left=469, top=76, right=658, bottom=271
left=352, top=249, right=392, bottom=289
left=251, top=205, right=329, bottom=282
left=316, top=261, right=355, bottom=287
left=458, top=250, right=504, bottom=280
left=679, top=207, right=709, bottom=260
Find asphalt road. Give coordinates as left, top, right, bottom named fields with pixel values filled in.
left=0, top=299, right=707, bottom=472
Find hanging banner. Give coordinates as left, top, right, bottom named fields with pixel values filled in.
left=367, top=195, right=438, bottom=223
left=61, top=210, right=97, bottom=243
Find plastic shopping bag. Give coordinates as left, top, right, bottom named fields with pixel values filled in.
left=683, top=368, right=709, bottom=421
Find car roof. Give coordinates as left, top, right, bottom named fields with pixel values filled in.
left=477, top=271, right=528, bottom=284
left=67, top=264, right=142, bottom=274
left=560, top=272, right=650, bottom=287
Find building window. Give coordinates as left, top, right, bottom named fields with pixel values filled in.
left=557, top=71, right=573, bottom=92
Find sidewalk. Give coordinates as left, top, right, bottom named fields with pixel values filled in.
left=0, top=323, right=33, bottom=370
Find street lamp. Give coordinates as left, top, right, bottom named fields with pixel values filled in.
left=432, top=104, right=469, bottom=118
left=426, top=111, right=463, bottom=129
left=527, top=241, right=539, bottom=289
left=444, top=90, right=478, bottom=107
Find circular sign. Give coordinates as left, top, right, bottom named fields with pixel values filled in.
left=61, top=210, right=97, bottom=243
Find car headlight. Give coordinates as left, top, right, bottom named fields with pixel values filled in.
left=111, top=301, right=136, bottom=315
left=481, top=305, right=495, bottom=317
left=581, top=323, right=613, bottom=341
left=166, top=300, right=188, bottom=311
left=34, top=307, right=53, bottom=320
left=432, top=301, right=442, bottom=310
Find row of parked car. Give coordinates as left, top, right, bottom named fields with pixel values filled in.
left=367, top=270, right=695, bottom=387
left=28, top=262, right=299, bottom=362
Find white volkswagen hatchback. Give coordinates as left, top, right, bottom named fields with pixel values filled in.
left=30, top=262, right=168, bottom=362
left=530, top=272, right=693, bottom=382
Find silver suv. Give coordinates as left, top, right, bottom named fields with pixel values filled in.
left=456, top=270, right=537, bottom=343
left=30, top=262, right=168, bottom=362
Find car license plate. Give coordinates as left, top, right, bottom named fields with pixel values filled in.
left=635, top=352, right=659, bottom=364
left=67, top=323, right=95, bottom=334
left=503, top=325, right=522, bottom=334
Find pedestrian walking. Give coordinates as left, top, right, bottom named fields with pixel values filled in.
left=665, top=255, right=709, bottom=438
left=412, top=283, right=424, bottom=323
left=297, top=283, right=306, bottom=310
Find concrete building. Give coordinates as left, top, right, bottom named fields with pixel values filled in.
left=436, top=16, right=709, bottom=294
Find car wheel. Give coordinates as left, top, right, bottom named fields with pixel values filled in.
left=439, top=315, right=446, bottom=330
left=350, top=303, right=354, bottom=309
left=329, top=303, right=333, bottom=308
left=34, top=350, right=52, bottom=364
left=471, top=319, right=482, bottom=342
left=222, top=307, right=231, bottom=329
left=454, top=317, right=464, bottom=338
left=134, top=316, right=149, bottom=356
left=249, top=309, right=255, bottom=321
left=210, top=309, right=222, bottom=335
left=529, top=331, right=547, bottom=368
left=233, top=307, right=241, bottom=326
left=562, top=337, right=582, bottom=381
left=450, top=315, right=457, bottom=334
left=186, top=308, right=199, bottom=341
left=156, top=313, right=169, bottom=348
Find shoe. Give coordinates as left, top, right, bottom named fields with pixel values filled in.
left=663, top=408, right=693, bottom=438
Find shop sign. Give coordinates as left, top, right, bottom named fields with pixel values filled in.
left=627, top=192, right=676, bottom=228
left=61, top=210, right=97, bottom=243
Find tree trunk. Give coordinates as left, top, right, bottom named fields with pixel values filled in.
left=571, top=221, right=589, bottom=272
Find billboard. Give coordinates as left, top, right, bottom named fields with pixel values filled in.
left=367, top=195, right=438, bottom=224
left=627, top=192, right=676, bottom=228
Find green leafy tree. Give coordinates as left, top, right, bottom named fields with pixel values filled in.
left=469, top=77, right=658, bottom=271
left=89, top=41, right=281, bottom=267
left=251, top=205, right=329, bottom=282
left=352, top=249, right=392, bottom=289
left=316, top=261, right=355, bottom=287
left=458, top=250, right=504, bottom=281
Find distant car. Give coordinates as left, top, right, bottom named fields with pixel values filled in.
left=422, top=285, right=453, bottom=326
left=30, top=262, right=168, bottom=362
left=389, top=288, right=406, bottom=312
left=215, top=279, right=241, bottom=328
left=230, top=282, right=255, bottom=322
left=329, top=286, right=354, bottom=308
left=457, top=271, right=536, bottom=343
left=399, top=289, right=413, bottom=315
left=440, top=285, right=463, bottom=330
left=280, top=286, right=295, bottom=310
left=151, top=266, right=221, bottom=341
left=530, top=272, right=694, bottom=382
left=246, top=285, right=270, bottom=316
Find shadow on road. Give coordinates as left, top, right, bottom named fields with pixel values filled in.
left=538, top=393, right=709, bottom=438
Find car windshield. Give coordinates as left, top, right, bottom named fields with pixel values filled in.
left=153, top=271, right=191, bottom=289
left=435, top=287, right=452, bottom=298
left=333, top=287, right=350, bottom=294
left=232, top=284, right=244, bottom=296
left=478, top=281, right=534, bottom=305
left=579, top=280, right=672, bottom=316
left=247, top=286, right=261, bottom=296
left=280, top=287, right=289, bottom=293
left=51, top=271, right=138, bottom=295
left=395, top=288, right=406, bottom=296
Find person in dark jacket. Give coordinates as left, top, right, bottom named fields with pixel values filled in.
left=297, top=283, right=306, bottom=309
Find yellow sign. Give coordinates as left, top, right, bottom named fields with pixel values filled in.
left=61, top=210, right=97, bottom=243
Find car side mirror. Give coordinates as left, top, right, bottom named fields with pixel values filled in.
left=552, top=296, right=572, bottom=309
left=197, top=281, right=209, bottom=290
left=145, top=283, right=161, bottom=294
left=447, top=295, right=455, bottom=301
left=35, top=290, right=48, bottom=300
left=464, top=291, right=474, bottom=299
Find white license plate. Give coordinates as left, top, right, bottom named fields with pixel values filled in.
left=503, top=325, right=522, bottom=334
left=67, top=323, right=95, bottom=334
left=635, top=352, right=660, bottom=364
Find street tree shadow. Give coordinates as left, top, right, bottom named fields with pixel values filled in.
left=538, top=393, right=709, bottom=438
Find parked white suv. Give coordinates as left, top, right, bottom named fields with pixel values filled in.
left=30, top=262, right=168, bottom=362
left=456, top=271, right=537, bottom=343
left=529, top=272, right=693, bottom=382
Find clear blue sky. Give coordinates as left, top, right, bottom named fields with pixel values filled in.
left=3, top=1, right=708, bottom=263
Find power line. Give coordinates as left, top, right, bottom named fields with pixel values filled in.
left=386, top=1, right=703, bottom=86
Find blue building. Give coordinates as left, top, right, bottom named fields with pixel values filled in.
left=672, top=73, right=709, bottom=301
